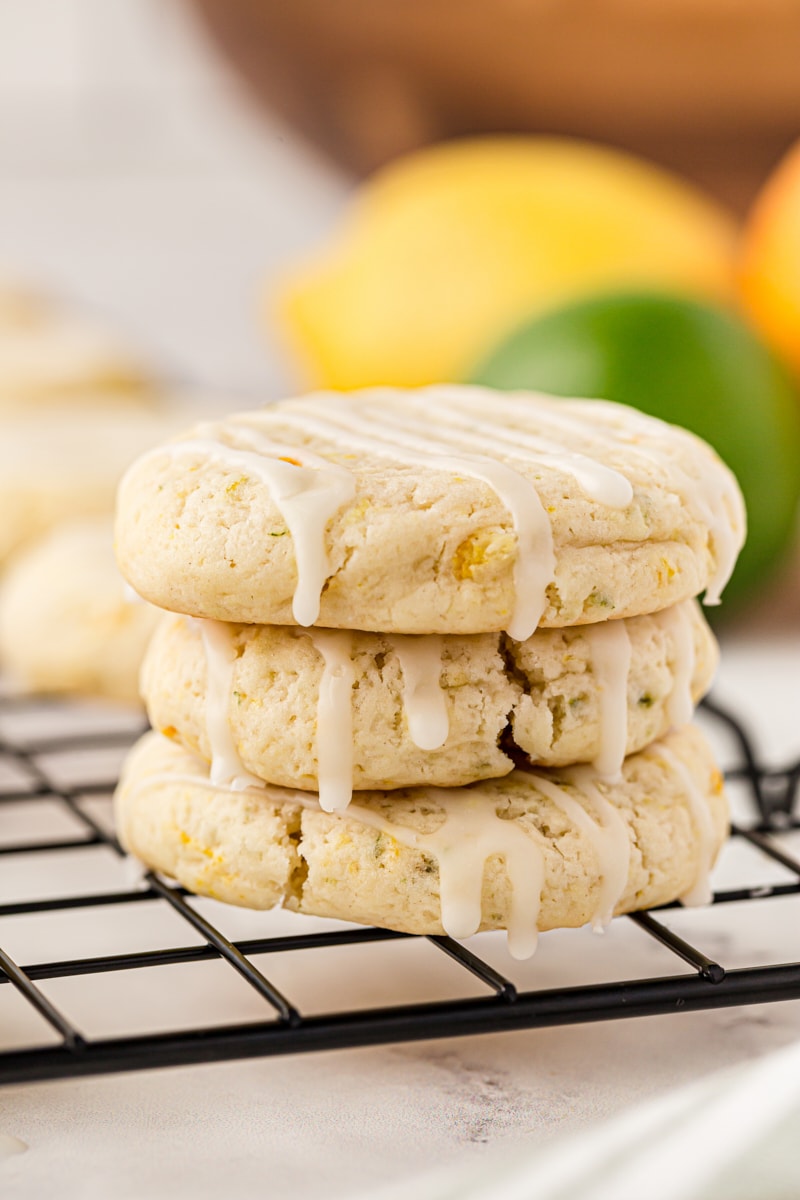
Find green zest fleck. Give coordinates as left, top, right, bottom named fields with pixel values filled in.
left=587, top=590, right=614, bottom=609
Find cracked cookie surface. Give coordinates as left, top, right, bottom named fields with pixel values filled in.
left=141, top=600, right=717, bottom=790
left=114, top=724, right=728, bottom=943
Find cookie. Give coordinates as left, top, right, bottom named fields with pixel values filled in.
left=0, top=293, right=149, bottom=409
left=141, top=599, right=717, bottom=804
left=115, top=723, right=728, bottom=957
left=0, top=518, right=160, bottom=703
left=0, top=403, right=190, bottom=566
left=115, top=386, right=745, bottom=636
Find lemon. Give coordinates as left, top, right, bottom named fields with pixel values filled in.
left=277, top=137, right=737, bottom=389
left=470, top=291, right=800, bottom=610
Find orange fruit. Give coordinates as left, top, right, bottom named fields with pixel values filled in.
left=739, top=139, right=800, bottom=375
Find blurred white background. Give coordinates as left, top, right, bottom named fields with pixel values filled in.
left=0, top=0, right=348, bottom=395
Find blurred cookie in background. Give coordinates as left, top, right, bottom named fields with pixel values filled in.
left=0, top=518, right=159, bottom=704
left=0, top=280, right=206, bottom=696
left=0, top=401, right=191, bottom=567
left=0, top=285, right=153, bottom=411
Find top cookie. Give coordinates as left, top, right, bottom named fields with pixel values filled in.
left=115, top=386, right=745, bottom=636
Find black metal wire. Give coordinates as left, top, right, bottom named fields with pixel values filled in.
left=0, top=947, right=86, bottom=1052
left=145, top=872, right=302, bottom=1026
left=627, top=912, right=726, bottom=984
left=0, top=692, right=799, bottom=1087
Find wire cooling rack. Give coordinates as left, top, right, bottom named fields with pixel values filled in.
left=0, top=689, right=798, bottom=1088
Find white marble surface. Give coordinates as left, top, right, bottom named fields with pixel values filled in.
left=1, top=4, right=799, bottom=1196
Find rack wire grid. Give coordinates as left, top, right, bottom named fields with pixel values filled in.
left=0, top=688, right=798, bottom=1088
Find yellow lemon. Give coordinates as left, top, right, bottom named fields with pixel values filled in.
left=277, top=137, right=738, bottom=389
left=739, top=138, right=800, bottom=376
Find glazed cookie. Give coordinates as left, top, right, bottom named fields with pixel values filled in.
left=0, top=293, right=149, bottom=409
left=141, top=599, right=717, bottom=805
left=115, top=724, right=728, bottom=957
left=0, top=519, right=160, bottom=703
left=115, top=386, right=745, bottom=636
left=0, top=403, right=190, bottom=566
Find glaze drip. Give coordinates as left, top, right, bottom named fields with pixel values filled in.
left=149, top=424, right=355, bottom=626
left=585, top=619, right=633, bottom=779
left=506, top=396, right=745, bottom=604
left=535, top=766, right=631, bottom=930
left=276, top=400, right=555, bottom=640
left=655, top=602, right=698, bottom=729
left=656, top=744, right=715, bottom=905
left=388, top=635, right=449, bottom=750
left=305, top=629, right=355, bottom=813
left=347, top=790, right=545, bottom=959
left=197, top=619, right=264, bottom=792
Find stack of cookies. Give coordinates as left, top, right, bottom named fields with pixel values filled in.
left=114, top=386, right=743, bottom=957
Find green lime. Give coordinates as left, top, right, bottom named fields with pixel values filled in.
left=470, top=291, right=800, bottom=611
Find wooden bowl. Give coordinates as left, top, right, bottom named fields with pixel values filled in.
left=192, top=0, right=800, bottom=211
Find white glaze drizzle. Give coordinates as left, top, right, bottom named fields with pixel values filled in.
left=129, top=743, right=638, bottom=958
left=126, top=761, right=312, bottom=815
left=129, top=390, right=742, bottom=642
left=138, top=423, right=355, bottom=626
left=534, top=765, right=631, bottom=931
left=654, top=602, right=697, bottom=729
left=305, top=629, right=355, bottom=813
left=605, top=403, right=745, bottom=605
left=585, top=619, right=633, bottom=780
left=127, top=754, right=544, bottom=959
left=270, top=400, right=555, bottom=641
left=388, top=634, right=449, bottom=750
left=403, top=387, right=634, bottom=508
left=657, top=744, right=715, bottom=906
left=346, top=789, right=545, bottom=959
left=196, top=619, right=264, bottom=792
left=493, top=394, right=745, bottom=605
